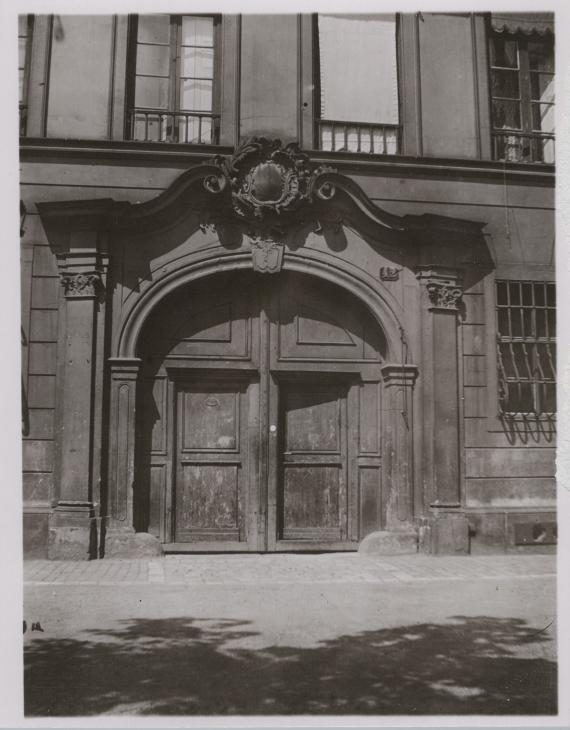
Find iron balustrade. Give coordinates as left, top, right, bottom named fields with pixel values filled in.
left=492, top=129, right=555, bottom=164
left=128, top=108, right=220, bottom=145
left=316, top=119, right=400, bottom=154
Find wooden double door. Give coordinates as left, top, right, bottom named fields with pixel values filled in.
left=136, top=271, right=385, bottom=552
left=173, top=374, right=355, bottom=551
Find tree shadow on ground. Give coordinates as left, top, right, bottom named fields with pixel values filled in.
left=24, top=615, right=556, bottom=716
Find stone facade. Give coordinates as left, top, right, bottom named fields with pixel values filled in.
left=20, top=13, right=556, bottom=558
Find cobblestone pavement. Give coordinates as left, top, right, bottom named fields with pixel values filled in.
left=24, top=552, right=556, bottom=585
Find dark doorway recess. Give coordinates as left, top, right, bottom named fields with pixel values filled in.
left=135, top=270, right=388, bottom=551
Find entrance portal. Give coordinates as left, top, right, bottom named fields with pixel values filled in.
left=135, top=270, right=388, bottom=551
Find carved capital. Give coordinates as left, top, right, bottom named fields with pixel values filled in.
left=416, top=268, right=463, bottom=311
left=381, top=364, right=419, bottom=388
left=60, top=272, right=102, bottom=299
left=108, top=357, right=142, bottom=378
left=425, top=281, right=462, bottom=310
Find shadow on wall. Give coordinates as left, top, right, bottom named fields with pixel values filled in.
left=500, top=414, right=556, bottom=445
left=25, top=615, right=556, bottom=716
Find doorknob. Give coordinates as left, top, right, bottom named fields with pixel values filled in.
left=269, top=424, right=277, bottom=433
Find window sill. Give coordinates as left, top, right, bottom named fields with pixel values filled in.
left=498, top=412, right=556, bottom=422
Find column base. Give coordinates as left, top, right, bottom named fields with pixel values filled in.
left=419, top=507, right=470, bottom=555
left=48, top=503, right=98, bottom=560
left=358, top=530, right=418, bottom=556
left=100, top=523, right=163, bottom=558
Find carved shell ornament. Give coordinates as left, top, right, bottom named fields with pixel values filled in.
left=203, top=137, right=335, bottom=224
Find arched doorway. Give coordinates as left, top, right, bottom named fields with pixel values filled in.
left=134, top=269, right=390, bottom=551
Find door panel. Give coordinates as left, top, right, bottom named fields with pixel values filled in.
left=180, top=389, right=239, bottom=452
left=277, top=382, right=350, bottom=545
left=283, top=465, right=341, bottom=532
left=284, top=389, right=340, bottom=452
left=175, top=379, right=254, bottom=546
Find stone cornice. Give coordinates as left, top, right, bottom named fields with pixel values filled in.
left=21, top=137, right=555, bottom=187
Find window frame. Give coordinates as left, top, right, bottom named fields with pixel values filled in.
left=495, top=279, right=556, bottom=417
left=18, top=14, right=34, bottom=136
left=488, top=26, right=555, bottom=164
left=126, top=13, right=222, bottom=145
left=312, top=13, right=402, bottom=155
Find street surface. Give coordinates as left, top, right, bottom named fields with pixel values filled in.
left=24, top=553, right=557, bottom=716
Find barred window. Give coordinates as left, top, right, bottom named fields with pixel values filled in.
left=496, top=280, right=556, bottom=415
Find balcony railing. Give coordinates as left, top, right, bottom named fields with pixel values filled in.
left=127, top=108, right=220, bottom=145
left=316, top=119, right=400, bottom=155
left=492, top=129, right=555, bottom=164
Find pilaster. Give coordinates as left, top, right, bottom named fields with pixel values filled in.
left=381, top=364, right=418, bottom=530
left=416, top=266, right=469, bottom=554
left=49, top=252, right=105, bottom=559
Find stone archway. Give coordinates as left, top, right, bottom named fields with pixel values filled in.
left=36, top=139, right=488, bottom=557
left=105, top=264, right=418, bottom=554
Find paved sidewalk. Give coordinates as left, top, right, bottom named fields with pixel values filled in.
left=24, top=552, right=556, bottom=585
left=23, top=553, right=558, bottom=717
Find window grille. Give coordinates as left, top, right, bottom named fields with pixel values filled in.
left=489, top=30, right=554, bottom=163
left=128, top=14, right=220, bottom=144
left=496, top=280, right=556, bottom=415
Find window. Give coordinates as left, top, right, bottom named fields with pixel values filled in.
left=18, top=14, right=33, bottom=136
left=496, top=281, right=556, bottom=415
left=315, top=14, right=399, bottom=154
left=489, top=30, right=554, bottom=163
left=128, top=14, right=220, bottom=144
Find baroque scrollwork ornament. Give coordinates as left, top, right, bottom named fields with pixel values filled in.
left=60, top=272, right=102, bottom=298
left=201, top=138, right=341, bottom=272
left=204, top=137, right=335, bottom=226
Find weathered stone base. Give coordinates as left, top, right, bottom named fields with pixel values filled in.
left=48, top=525, right=97, bottom=560
left=48, top=504, right=98, bottom=560
left=100, top=527, right=163, bottom=558
left=358, top=530, right=418, bottom=556
left=419, top=510, right=470, bottom=555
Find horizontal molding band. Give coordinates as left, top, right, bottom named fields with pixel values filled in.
left=20, top=138, right=554, bottom=186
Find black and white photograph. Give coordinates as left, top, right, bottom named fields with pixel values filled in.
left=3, top=0, right=569, bottom=723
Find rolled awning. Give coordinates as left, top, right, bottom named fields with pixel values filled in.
left=490, top=13, right=554, bottom=36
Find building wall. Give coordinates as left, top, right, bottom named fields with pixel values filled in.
left=19, top=12, right=556, bottom=557
left=418, top=13, right=479, bottom=159
left=25, top=13, right=494, bottom=159
left=21, top=216, right=60, bottom=557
